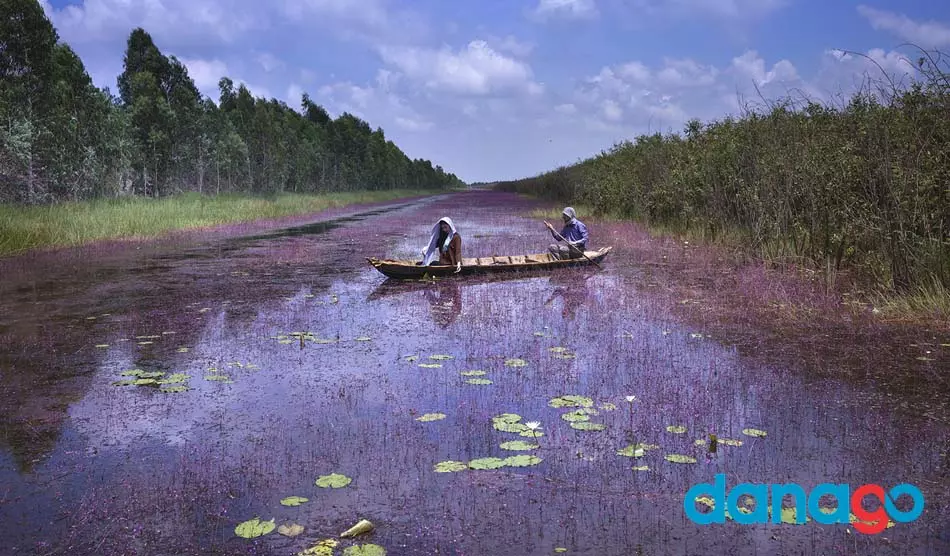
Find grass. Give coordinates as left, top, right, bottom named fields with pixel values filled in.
left=0, top=189, right=440, bottom=256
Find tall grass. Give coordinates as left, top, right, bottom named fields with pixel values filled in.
left=496, top=52, right=950, bottom=299
left=0, top=189, right=437, bottom=256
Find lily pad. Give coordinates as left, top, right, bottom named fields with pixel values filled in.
left=205, top=375, right=233, bottom=382
left=112, top=380, right=137, bottom=386
left=666, top=425, right=687, bottom=434
left=433, top=461, right=468, bottom=473
left=120, top=369, right=145, bottom=377
left=719, top=438, right=743, bottom=447
left=570, top=422, right=606, bottom=431
left=137, top=341, right=154, bottom=346
left=493, top=413, right=522, bottom=424
left=549, top=346, right=569, bottom=353
left=520, top=430, right=544, bottom=438
left=280, top=496, right=309, bottom=507
left=599, top=403, right=618, bottom=411
left=493, top=421, right=529, bottom=433
left=500, top=441, right=539, bottom=451
left=95, top=344, right=110, bottom=348
left=429, top=354, right=454, bottom=360
left=342, top=545, right=386, bottom=556
left=555, top=549, right=567, bottom=554
left=354, top=336, right=372, bottom=341
left=177, top=347, right=189, bottom=353
left=469, top=457, right=508, bottom=470
left=160, top=386, right=189, bottom=393
left=315, top=473, right=352, bottom=488
left=298, top=539, right=338, bottom=555
left=504, top=358, right=528, bottom=367
left=132, top=378, right=159, bottom=386
left=235, top=517, right=276, bottom=538
left=418, top=363, right=442, bottom=369
left=664, top=454, right=697, bottom=464
left=157, top=373, right=189, bottom=384
left=503, top=455, right=543, bottom=467
left=278, top=523, right=305, bottom=537
left=460, top=370, right=487, bottom=376
left=548, top=395, right=594, bottom=408
left=632, top=465, right=650, bottom=471
left=415, top=413, right=447, bottom=422
left=742, top=428, right=767, bottom=438
left=466, top=378, right=492, bottom=385
left=561, top=410, right=592, bottom=423
left=617, top=443, right=659, bottom=457
left=403, top=355, right=419, bottom=362
left=553, top=353, right=576, bottom=359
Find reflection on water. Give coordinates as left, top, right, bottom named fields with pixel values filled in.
left=0, top=191, right=947, bottom=556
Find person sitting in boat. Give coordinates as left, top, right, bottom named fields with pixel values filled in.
left=420, top=217, right=462, bottom=273
left=544, top=207, right=589, bottom=260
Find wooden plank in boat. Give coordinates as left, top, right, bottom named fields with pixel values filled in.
left=477, top=257, right=493, bottom=266
left=510, top=255, right=526, bottom=264
left=493, top=256, right=511, bottom=264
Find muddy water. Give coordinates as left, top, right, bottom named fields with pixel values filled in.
left=0, top=191, right=947, bottom=556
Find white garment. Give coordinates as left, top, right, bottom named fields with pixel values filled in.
left=421, top=217, right=458, bottom=266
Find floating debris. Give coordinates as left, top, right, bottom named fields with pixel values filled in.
left=95, top=344, right=109, bottom=349
left=278, top=523, right=305, bottom=537
left=341, top=519, right=375, bottom=539
left=416, top=413, right=447, bottom=422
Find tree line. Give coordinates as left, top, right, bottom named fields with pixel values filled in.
left=0, top=0, right=463, bottom=205
left=497, top=54, right=950, bottom=293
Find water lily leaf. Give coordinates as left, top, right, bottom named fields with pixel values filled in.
left=504, top=358, right=527, bottom=367
left=137, top=341, right=154, bottom=346
left=561, top=410, right=592, bottom=422
left=548, top=395, right=593, bottom=408
left=136, top=335, right=161, bottom=339
left=433, top=461, right=468, bottom=473
left=278, top=339, right=294, bottom=344
left=599, top=403, right=617, bottom=411
left=460, top=370, right=487, bottom=376
left=520, top=430, right=544, bottom=438
left=354, top=336, right=372, bottom=341
left=664, top=454, right=697, bottom=464
left=418, top=363, right=442, bottom=369
left=157, top=373, right=188, bottom=384
left=132, top=378, right=159, bottom=386
left=617, top=444, right=659, bottom=457
left=205, top=375, right=233, bottom=382
left=494, top=421, right=528, bottom=433
left=120, top=369, right=145, bottom=377
left=742, top=428, right=767, bottom=438
left=298, top=539, right=338, bottom=555
left=235, top=517, right=275, bottom=538
left=429, top=354, right=454, bottom=360
left=493, top=413, right=522, bottom=424
left=278, top=523, right=305, bottom=537
left=416, top=413, right=447, bottom=422
left=177, top=347, right=189, bottom=353
left=666, top=425, right=687, bottom=434
left=95, top=344, right=110, bottom=348
left=280, top=496, right=309, bottom=507
left=570, top=422, right=606, bottom=431
left=468, top=457, right=507, bottom=470
left=533, top=331, right=547, bottom=337
left=719, top=438, right=743, bottom=447
left=315, top=473, right=352, bottom=488
left=500, top=441, right=539, bottom=451
left=553, top=353, right=576, bottom=359
left=160, top=386, right=189, bottom=393
left=466, top=378, right=492, bottom=385
left=554, top=549, right=567, bottom=554
left=632, top=465, right=650, bottom=471
left=342, top=545, right=386, bottom=556
left=112, top=380, right=137, bottom=386
left=503, top=455, right=542, bottom=467
left=549, top=346, right=569, bottom=353
left=403, top=355, right=419, bottom=362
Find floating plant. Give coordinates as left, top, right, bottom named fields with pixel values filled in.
left=95, top=344, right=109, bottom=348
left=433, top=461, right=468, bottom=473
left=298, top=538, right=338, bottom=555
left=315, top=473, right=352, bottom=488
left=460, top=370, right=487, bottom=376
left=548, top=395, right=593, bottom=408
left=503, top=455, right=542, bottom=467
left=280, top=496, right=309, bottom=507
left=354, top=336, right=373, bottom=342
left=465, top=378, right=492, bottom=385
left=160, top=386, right=189, bottom=393
left=403, top=355, right=419, bottom=362
left=468, top=457, right=507, bottom=470
left=561, top=409, right=594, bottom=422
left=418, top=363, right=442, bottom=369
left=235, top=517, right=275, bottom=538
left=742, top=428, right=767, bottom=438
left=415, top=413, right=447, bottom=422
left=664, top=454, right=697, bottom=464
left=599, top=402, right=618, bottom=411
left=666, top=425, right=687, bottom=434
left=570, top=422, right=606, bottom=432
left=500, top=441, right=539, bottom=451
left=504, top=358, right=528, bottom=367
left=632, top=465, right=650, bottom=471
left=429, top=354, right=454, bottom=360
left=342, top=545, right=386, bottom=556
left=617, top=443, right=659, bottom=458
left=278, top=523, right=304, bottom=537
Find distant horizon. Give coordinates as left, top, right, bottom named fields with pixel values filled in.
left=41, top=1, right=950, bottom=183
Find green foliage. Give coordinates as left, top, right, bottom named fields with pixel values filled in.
left=496, top=59, right=950, bottom=294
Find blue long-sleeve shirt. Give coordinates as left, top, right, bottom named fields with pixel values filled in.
left=553, top=219, right=588, bottom=247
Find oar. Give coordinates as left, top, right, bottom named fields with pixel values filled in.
left=545, top=222, right=601, bottom=269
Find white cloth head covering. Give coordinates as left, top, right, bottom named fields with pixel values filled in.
left=562, top=207, right=576, bottom=224
left=421, top=217, right=458, bottom=265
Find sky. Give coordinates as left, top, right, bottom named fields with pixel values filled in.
left=40, top=1, right=950, bottom=183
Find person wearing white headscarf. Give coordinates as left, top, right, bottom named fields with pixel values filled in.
left=420, top=217, right=462, bottom=272
left=544, top=207, right=589, bottom=260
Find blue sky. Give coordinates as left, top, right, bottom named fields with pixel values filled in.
left=41, top=1, right=950, bottom=183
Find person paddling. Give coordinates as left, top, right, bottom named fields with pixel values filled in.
left=544, top=207, right=589, bottom=260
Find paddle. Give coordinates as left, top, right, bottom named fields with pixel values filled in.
left=544, top=221, right=601, bottom=269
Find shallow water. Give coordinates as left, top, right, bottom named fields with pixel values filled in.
left=0, top=191, right=947, bottom=556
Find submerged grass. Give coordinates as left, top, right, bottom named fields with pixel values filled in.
left=0, top=189, right=436, bottom=256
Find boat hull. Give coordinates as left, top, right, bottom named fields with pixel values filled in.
left=366, top=247, right=612, bottom=279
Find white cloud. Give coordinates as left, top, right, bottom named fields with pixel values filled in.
left=555, top=103, right=578, bottom=114
left=256, top=52, right=285, bottom=73
left=533, top=0, right=599, bottom=20
left=490, top=35, right=536, bottom=57
left=395, top=116, right=434, bottom=131
left=179, top=58, right=229, bottom=98
left=627, top=0, right=787, bottom=20
left=602, top=99, right=623, bottom=121
left=857, top=5, right=950, bottom=49
left=730, top=51, right=799, bottom=87
left=379, top=40, right=544, bottom=96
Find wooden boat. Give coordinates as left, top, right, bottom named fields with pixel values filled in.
left=366, top=247, right=612, bottom=279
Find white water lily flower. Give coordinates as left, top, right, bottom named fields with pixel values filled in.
left=625, top=395, right=637, bottom=403
left=524, top=421, right=542, bottom=430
